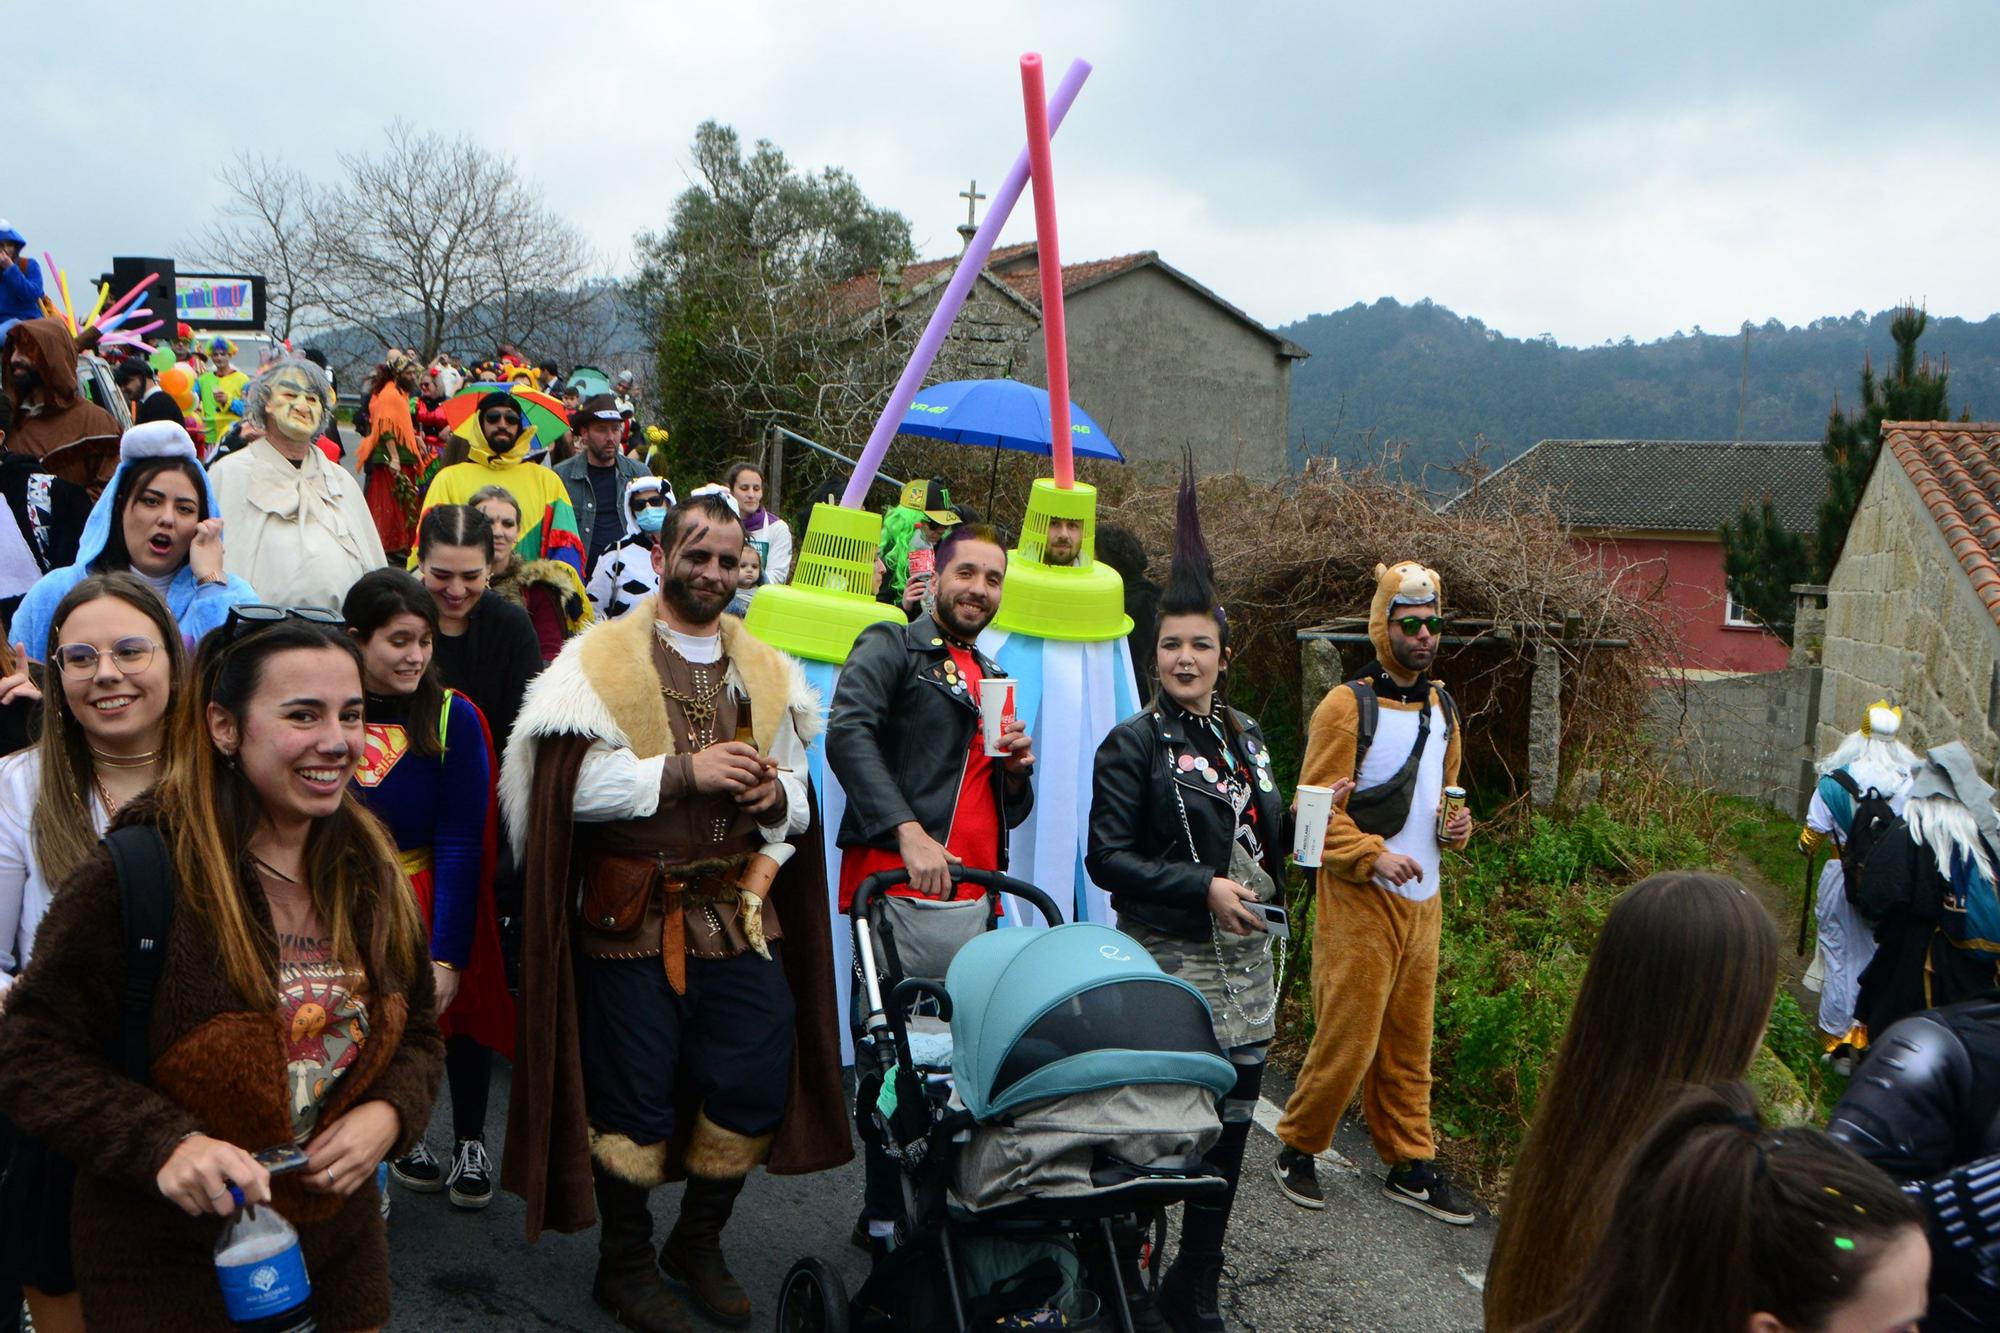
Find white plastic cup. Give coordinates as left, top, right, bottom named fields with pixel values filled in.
left=976, top=676, right=1017, bottom=757
left=1293, top=784, right=1337, bottom=867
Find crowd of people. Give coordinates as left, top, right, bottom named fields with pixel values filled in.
left=0, top=292, right=1993, bottom=1333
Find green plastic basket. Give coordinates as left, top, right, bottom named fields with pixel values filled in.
left=742, top=503, right=905, bottom=664
left=991, top=480, right=1133, bottom=643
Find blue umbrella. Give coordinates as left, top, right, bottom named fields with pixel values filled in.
left=900, top=378, right=1124, bottom=462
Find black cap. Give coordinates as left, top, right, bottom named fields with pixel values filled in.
left=577, top=393, right=623, bottom=423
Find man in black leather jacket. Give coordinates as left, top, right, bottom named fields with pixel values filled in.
left=828, top=521, right=1034, bottom=903
left=1829, top=991, right=2000, bottom=1329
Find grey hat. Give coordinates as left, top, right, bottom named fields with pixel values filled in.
left=1907, top=742, right=2000, bottom=835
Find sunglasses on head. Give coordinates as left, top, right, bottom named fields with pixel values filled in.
left=219, top=604, right=345, bottom=645
left=1396, top=615, right=1444, bottom=635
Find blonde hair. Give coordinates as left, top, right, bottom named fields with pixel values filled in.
left=32, top=575, right=186, bottom=888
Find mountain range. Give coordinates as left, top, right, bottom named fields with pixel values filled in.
left=1277, top=299, right=2000, bottom=491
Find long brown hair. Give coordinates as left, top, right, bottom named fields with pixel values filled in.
left=1530, top=1083, right=1920, bottom=1333
left=155, top=619, right=427, bottom=1005
left=32, top=574, right=186, bottom=888
left=1485, top=871, right=1779, bottom=1331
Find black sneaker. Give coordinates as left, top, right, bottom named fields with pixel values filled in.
left=1383, top=1160, right=1474, bottom=1225
left=390, top=1138, right=444, bottom=1192
left=447, top=1138, right=494, bottom=1210
left=1272, top=1146, right=1325, bottom=1210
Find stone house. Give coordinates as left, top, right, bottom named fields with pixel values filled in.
left=829, top=242, right=1307, bottom=478
left=1816, top=421, right=2000, bottom=768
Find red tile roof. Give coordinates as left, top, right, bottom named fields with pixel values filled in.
left=1885, top=422, right=2000, bottom=623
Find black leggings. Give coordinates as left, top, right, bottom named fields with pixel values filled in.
left=444, top=1035, right=492, bottom=1143
left=1178, top=1054, right=1266, bottom=1265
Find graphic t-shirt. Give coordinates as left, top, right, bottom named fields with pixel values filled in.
left=257, top=866, right=371, bottom=1140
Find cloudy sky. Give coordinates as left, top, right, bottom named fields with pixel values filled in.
left=23, top=1, right=2000, bottom=346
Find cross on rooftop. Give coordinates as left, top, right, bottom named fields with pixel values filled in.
left=959, top=179, right=987, bottom=229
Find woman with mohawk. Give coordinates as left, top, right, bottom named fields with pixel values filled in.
left=1799, top=700, right=1919, bottom=1070
left=1087, top=459, right=1318, bottom=1333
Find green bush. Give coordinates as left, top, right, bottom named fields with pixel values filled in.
left=1277, top=786, right=1830, bottom=1189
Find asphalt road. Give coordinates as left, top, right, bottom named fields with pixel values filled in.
left=384, top=1060, right=1489, bottom=1332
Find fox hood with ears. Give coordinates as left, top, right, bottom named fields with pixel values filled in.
left=1368, top=561, right=1442, bottom=670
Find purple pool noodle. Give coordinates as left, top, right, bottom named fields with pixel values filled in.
left=839, top=56, right=1092, bottom=509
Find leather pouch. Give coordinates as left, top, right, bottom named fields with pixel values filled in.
left=581, top=856, right=659, bottom=939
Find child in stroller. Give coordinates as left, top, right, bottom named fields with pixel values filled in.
left=776, top=867, right=1240, bottom=1332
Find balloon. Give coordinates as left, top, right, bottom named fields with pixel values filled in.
left=159, top=367, right=195, bottom=410
left=148, top=346, right=178, bottom=374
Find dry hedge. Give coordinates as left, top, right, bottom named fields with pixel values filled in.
left=1095, top=463, right=1667, bottom=792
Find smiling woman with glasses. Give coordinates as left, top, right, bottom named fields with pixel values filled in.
left=0, top=572, right=185, bottom=1333
left=0, top=609, right=441, bottom=1332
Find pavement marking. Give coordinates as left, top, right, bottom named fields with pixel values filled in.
left=1252, top=1096, right=1359, bottom=1172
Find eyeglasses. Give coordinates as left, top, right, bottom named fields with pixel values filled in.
left=220, top=604, right=345, bottom=645
left=55, top=636, right=159, bottom=680
left=481, top=410, right=522, bottom=426
left=1396, top=615, right=1445, bottom=635
left=632, top=495, right=668, bottom=510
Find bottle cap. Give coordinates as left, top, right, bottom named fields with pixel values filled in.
left=228, top=1184, right=245, bottom=1209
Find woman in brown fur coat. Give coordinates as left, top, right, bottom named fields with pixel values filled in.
left=0, top=611, right=443, bottom=1331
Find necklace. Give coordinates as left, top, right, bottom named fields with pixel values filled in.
left=250, top=853, right=301, bottom=884
left=89, top=745, right=158, bottom=769
left=92, top=772, right=120, bottom=815
left=659, top=647, right=729, bottom=747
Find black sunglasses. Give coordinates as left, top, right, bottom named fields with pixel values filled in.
left=481, top=409, right=523, bottom=426
left=220, top=604, right=345, bottom=645
left=632, top=495, right=668, bottom=510
left=1395, top=615, right=1445, bottom=635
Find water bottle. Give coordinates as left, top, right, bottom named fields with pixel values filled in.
left=214, top=1186, right=319, bottom=1331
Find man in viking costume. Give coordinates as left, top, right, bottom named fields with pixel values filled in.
left=500, top=491, right=850, bottom=1332
left=1801, top=700, right=1920, bottom=1069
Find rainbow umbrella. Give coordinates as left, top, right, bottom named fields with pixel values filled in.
left=438, top=382, right=571, bottom=444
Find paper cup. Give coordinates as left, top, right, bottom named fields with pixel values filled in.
left=1293, top=784, right=1337, bottom=867
left=975, top=676, right=1016, bottom=757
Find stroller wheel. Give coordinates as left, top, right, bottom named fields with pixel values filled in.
left=776, top=1256, right=850, bottom=1333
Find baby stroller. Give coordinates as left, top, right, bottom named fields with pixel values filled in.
left=776, top=867, right=1238, bottom=1332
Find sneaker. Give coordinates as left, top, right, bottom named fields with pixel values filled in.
left=447, top=1138, right=494, bottom=1210
left=1272, top=1146, right=1325, bottom=1210
left=390, top=1138, right=444, bottom=1192
left=1383, top=1160, right=1475, bottom=1225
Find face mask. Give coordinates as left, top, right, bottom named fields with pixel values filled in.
left=635, top=506, right=667, bottom=534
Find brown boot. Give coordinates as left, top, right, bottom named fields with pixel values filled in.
left=659, top=1173, right=752, bottom=1327
left=593, top=1167, right=694, bottom=1333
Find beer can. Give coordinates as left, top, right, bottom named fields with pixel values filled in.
left=1439, top=786, right=1467, bottom=839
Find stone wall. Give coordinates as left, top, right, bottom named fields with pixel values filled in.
left=1816, top=457, right=2000, bottom=767
left=1646, top=666, right=1820, bottom=817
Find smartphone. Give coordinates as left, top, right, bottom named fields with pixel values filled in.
left=253, top=1144, right=310, bottom=1175
left=1255, top=903, right=1290, bottom=941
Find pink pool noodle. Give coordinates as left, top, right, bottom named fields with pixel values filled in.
left=1019, top=53, right=1075, bottom=490
left=839, top=56, right=1092, bottom=508
left=98, top=272, right=159, bottom=323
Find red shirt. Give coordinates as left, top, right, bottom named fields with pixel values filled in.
left=838, top=644, right=1002, bottom=909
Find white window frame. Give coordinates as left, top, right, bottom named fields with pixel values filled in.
left=1723, top=588, right=1759, bottom=629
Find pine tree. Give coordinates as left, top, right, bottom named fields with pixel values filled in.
left=1721, top=303, right=1952, bottom=640
left=1812, top=304, right=1949, bottom=576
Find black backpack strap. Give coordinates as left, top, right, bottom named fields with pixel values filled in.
left=1830, top=768, right=1862, bottom=799
left=1346, top=680, right=1379, bottom=776
left=104, top=824, right=175, bottom=1084
left=1435, top=683, right=1459, bottom=743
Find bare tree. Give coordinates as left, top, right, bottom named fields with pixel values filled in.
left=186, top=154, right=332, bottom=341
left=315, top=123, right=598, bottom=360
left=191, top=125, right=599, bottom=362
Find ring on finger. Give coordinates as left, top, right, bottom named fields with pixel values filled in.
left=325, top=1166, right=337, bottom=1184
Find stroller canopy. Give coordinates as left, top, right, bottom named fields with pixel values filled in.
left=946, top=923, right=1237, bottom=1120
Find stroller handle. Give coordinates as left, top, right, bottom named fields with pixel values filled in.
left=848, top=866, right=1065, bottom=928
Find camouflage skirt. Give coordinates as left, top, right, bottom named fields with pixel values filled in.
left=1122, top=843, right=1278, bottom=1049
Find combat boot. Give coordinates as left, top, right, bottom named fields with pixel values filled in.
left=660, top=1173, right=752, bottom=1326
